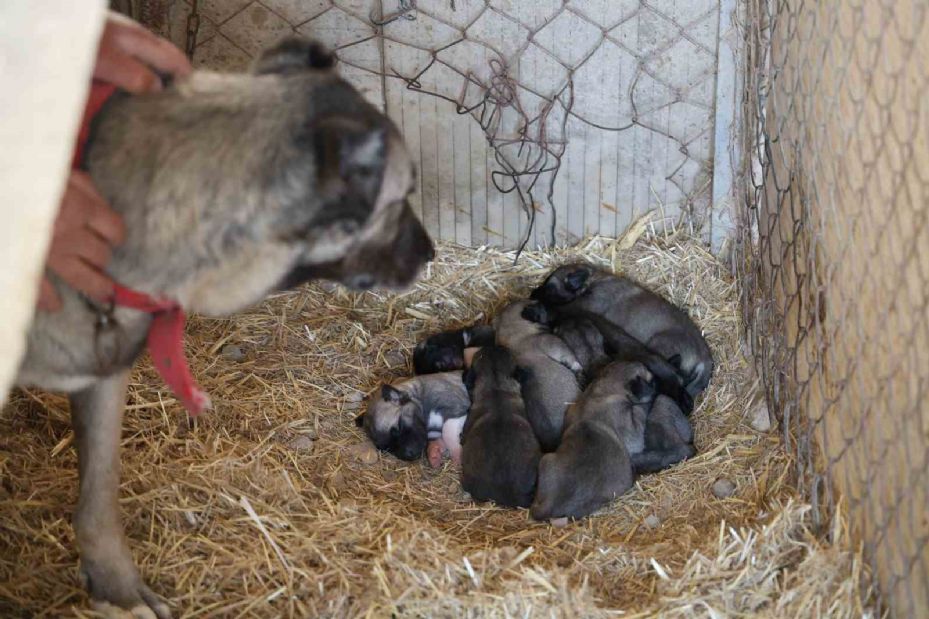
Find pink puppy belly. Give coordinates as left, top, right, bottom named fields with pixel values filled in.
left=442, top=416, right=467, bottom=464
left=426, top=439, right=447, bottom=468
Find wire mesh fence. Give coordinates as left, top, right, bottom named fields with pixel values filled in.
left=125, top=0, right=929, bottom=615
left=144, top=0, right=722, bottom=250
left=735, top=0, right=929, bottom=616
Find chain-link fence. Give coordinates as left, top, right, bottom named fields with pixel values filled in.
left=735, top=1, right=929, bottom=616
left=144, top=0, right=723, bottom=251
left=129, top=1, right=929, bottom=615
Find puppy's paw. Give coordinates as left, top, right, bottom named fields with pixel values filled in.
left=80, top=556, right=171, bottom=619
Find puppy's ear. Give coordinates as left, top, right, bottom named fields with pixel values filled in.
left=313, top=117, right=387, bottom=209
left=381, top=384, right=410, bottom=404
left=253, top=36, right=335, bottom=74
left=629, top=376, right=657, bottom=402
left=354, top=412, right=366, bottom=427
left=564, top=268, right=590, bottom=293
left=521, top=301, right=549, bottom=324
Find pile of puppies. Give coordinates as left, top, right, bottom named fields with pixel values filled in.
left=358, top=262, right=714, bottom=521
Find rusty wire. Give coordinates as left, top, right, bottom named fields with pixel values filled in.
left=148, top=1, right=717, bottom=254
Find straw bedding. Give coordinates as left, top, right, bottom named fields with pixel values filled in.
left=0, top=225, right=874, bottom=617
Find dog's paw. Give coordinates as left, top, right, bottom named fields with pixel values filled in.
left=80, top=557, right=171, bottom=619
left=92, top=596, right=171, bottom=619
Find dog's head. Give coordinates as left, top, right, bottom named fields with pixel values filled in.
left=89, top=36, right=433, bottom=318
left=530, top=263, right=595, bottom=304
left=356, top=383, right=428, bottom=461
left=413, top=329, right=467, bottom=374
left=530, top=429, right=631, bottom=520
left=463, top=346, right=528, bottom=399
left=264, top=38, right=433, bottom=293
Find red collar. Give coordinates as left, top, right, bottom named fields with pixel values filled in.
left=112, top=285, right=212, bottom=416
left=72, top=80, right=117, bottom=170
left=74, top=82, right=211, bottom=416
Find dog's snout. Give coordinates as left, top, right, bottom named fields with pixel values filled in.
left=396, top=444, right=423, bottom=461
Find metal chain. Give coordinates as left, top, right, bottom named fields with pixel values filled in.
left=185, top=0, right=201, bottom=59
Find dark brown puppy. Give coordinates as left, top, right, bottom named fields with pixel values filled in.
left=522, top=304, right=694, bottom=413
left=530, top=360, right=655, bottom=521
left=413, top=324, right=495, bottom=374
left=531, top=263, right=713, bottom=398
left=631, top=394, right=696, bottom=474
left=493, top=300, right=582, bottom=452
left=460, top=346, right=541, bottom=508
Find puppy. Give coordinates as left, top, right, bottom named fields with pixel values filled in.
left=530, top=361, right=656, bottom=521
left=631, top=395, right=696, bottom=474
left=531, top=263, right=714, bottom=397
left=15, top=37, right=433, bottom=618
left=493, top=301, right=582, bottom=452
left=412, top=324, right=495, bottom=374
left=459, top=347, right=540, bottom=508
left=358, top=371, right=469, bottom=464
left=523, top=303, right=694, bottom=413
left=549, top=316, right=611, bottom=382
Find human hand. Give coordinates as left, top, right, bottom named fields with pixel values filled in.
left=93, top=11, right=192, bottom=94
left=37, top=171, right=127, bottom=312
left=38, top=14, right=190, bottom=311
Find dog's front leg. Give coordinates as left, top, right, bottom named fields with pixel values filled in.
left=70, top=370, right=171, bottom=619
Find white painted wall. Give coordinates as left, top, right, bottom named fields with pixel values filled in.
left=152, top=0, right=728, bottom=250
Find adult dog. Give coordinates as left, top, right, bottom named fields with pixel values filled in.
left=14, top=37, right=433, bottom=618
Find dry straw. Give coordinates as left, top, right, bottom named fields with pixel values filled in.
left=0, top=222, right=874, bottom=617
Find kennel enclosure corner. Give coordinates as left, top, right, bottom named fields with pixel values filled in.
left=124, top=1, right=929, bottom=615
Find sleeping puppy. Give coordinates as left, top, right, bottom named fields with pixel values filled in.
left=531, top=263, right=714, bottom=398
left=459, top=346, right=540, bottom=508
left=493, top=301, right=582, bottom=452
left=523, top=304, right=694, bottom=413
left=14, top=37, right=433, bottom=618
left=412, top=324, right=495, bottom=374
left=357, top=371, right=469, bottom=464
left=631, top=394, right=696, bottom=474
left=530, top=361, right=656, bottom=521
left=548, top=315, right=611, bottom=382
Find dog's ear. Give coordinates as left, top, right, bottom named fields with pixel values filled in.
left=521, top=301, right=549, bottom=325
left=354, top=412, right=366, bottom=427
left=381, top=385, right=410, bottom=406
left=629, top=375, right=657, bottom=401
left=381, top=384, right=410, bottom=405
left=253, top=36, right=335, bottom=74
left=564, top=268, right=590, bottom=293
left=313, top=117, right=387, bottom=209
